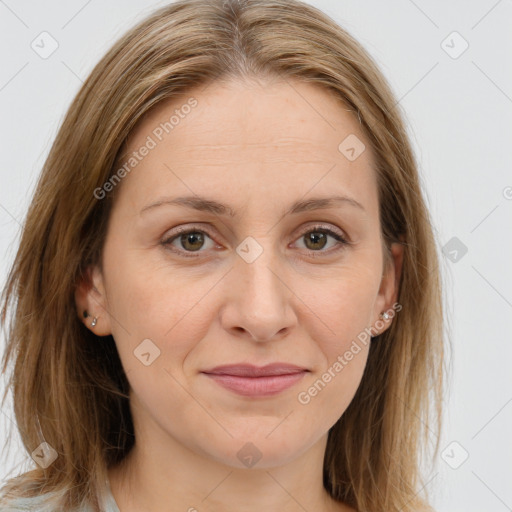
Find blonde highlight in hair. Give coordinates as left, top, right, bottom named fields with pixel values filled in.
left=1, top=1, right=445, bottom=510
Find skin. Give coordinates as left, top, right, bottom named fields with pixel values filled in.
left=76, top=76, right=403, bottom=512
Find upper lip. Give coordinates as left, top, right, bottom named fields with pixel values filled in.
left=201, top=363, right=309, bottom=377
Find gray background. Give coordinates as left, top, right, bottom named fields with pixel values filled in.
left=1, top=1, right=511, bottom=511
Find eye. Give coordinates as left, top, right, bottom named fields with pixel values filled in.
left=161, top=226, right=217, bottom=257
left=292, top=225, right=350, bottom=257
left=161, top=224, right=350, bottom=258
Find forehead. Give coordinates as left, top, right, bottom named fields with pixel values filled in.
left=117, top=78, right=378, bottom=216
left=129, top=78, right=367, bottom=154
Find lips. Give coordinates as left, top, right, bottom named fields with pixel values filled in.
left=201, top=363, right=309, bottom=397
left=201, top=363, right=308, bottom=377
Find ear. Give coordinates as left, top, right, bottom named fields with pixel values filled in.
left=74, top=265, right=112, bottom=336
left=371, top=240, right=404, bottom=335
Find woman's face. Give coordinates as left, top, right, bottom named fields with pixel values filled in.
left=79, top=77, right=402, bottom=469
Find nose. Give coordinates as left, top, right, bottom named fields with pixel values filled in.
left=219, top=243, right=297, bottom=343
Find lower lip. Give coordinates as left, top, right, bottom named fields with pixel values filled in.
left=202, top=372, right=307, bottom=397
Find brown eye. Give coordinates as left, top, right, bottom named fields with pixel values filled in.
left=293, top=227, right=348, bottom=256
left=162, top=227, right=216, bottom=257
left=178, top=231, right=205, bottom=252
left=161, top=224, right=349, bottom=260
left=303, top=231, right=329, bottom=251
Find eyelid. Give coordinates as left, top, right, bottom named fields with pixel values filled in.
left=161, top=222, right=351, bottom=258
left=161, top=224, right=221, bottom=258
left=294, top=223, right=349, bottom=243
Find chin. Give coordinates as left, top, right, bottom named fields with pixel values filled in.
left=201, top=432, right=314, bottom=470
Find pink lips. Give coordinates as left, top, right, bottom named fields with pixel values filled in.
left=201, top=363, right=309, bottom=397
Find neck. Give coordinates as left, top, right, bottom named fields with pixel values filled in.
left=108, top=432, right=350, bottom=512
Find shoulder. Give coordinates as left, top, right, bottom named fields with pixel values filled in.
left=0, top=495, right=40, bottom=511
left=0, top=481, right=118, bottom=512
left=0, top=494, right=93, bottom=512
left=0, top=495, right=59, bottom=511
left=0, top=495, right=42, bottom=511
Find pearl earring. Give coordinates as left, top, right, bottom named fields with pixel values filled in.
left=83, top=310, right=98, bottom=328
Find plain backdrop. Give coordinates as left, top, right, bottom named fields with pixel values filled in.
left=1, top=1, right=511, bottom=511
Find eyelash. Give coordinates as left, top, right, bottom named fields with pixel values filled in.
left=161, top=224, right=350, bottom=259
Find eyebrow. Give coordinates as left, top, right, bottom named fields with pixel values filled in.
left=140, top=194, right=366, bottom=217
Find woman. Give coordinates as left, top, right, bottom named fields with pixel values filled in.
left=0, top=0, right=445, bottom=510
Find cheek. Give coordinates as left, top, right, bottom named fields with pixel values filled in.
left=297, top=343, right=369, bottom=431
left=290, top=266, right=378, bottom=414
left=295, top=275, right=374, bottom=416
left=294, top=264, right=381, bottom=353
left=103, top=251, right=220, bottom=371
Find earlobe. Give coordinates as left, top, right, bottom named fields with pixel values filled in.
left=74, top=265, right=112, bottom=336
left=83, top=309, right=98, bottom=328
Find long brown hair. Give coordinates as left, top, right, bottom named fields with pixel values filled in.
left=0, top=1, right=445, bottom=510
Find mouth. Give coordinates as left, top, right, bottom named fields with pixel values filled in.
left=201, top=363, right=309, bottom=397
